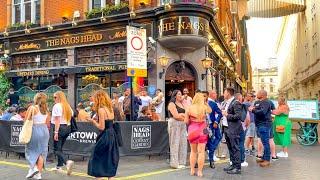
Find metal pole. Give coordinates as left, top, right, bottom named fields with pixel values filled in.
left=130, top=76, right=134, bottom=121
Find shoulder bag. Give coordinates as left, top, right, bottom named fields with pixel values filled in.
left=19, top=106, right=35, bottom=144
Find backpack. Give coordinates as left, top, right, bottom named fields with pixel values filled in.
left=231, top=99, right=248, bottom=122
left=123, top=97, right=131, bottom=114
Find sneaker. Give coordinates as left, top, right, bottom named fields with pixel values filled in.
left=26, top=167, right=39, bottom=179
left=277, top=152, right=288, bottom=158
left=177, top=165, right=186, bottom=169
left=245, top=149, right=250, bottom=155
left=33, top=173, right=42, bottom=180
left=213, top=155, right=220, bottom=162
left=272, top=156, right=279, bottom=161
left=66, top=160, right=74, bottom=176
left=241, top=161, right=248, bottom=167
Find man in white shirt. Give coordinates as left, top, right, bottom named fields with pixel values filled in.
left=182, top=88, right=192, bottom=107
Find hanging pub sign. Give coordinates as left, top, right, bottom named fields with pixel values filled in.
left=126, top=26, right=147, bottom=77
left=158, top=16, right=210, bottom=38
left=11, top=24, right=151, bottom=54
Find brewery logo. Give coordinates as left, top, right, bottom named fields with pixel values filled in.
left=10, top=125, right=23, bottom=146
left=131, top=125, right=151, bottom=149
left=67, top=131, right=98, bottom=144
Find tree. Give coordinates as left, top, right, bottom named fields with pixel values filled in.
left=0, top=73, right=11, bottom=109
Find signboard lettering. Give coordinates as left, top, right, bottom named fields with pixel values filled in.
left=10, top=124, right=23, bottom=147
left=85, top=65, right=127, bottom=73
left=131, top=125, right=151, bottom=149
left=16, top=70, right=49, bottom=77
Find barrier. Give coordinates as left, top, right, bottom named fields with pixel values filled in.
left=0, top=121, right=169, bottom=157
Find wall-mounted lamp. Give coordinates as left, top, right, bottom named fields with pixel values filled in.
left=164, top=3, right=171, bottom=11
left=101, top=12, right=107, bottom=22
left=130, top=11, right=136, bottom=18
left=236, top=58, right=240, bottom=63
left=213, top=7, right=219, bottom=13
left=3, top=28, right=9, bottom=37
left=0, top=60, right=6, bottom=72
left=201, top=57, right=213, bottom=80
left=158, top=56, right=169, bottom=79
left=72, top=20, right=77, bottom=26
left=47, top=21, right=53, bottom=31
left=24, top=27, right=31, bottom=34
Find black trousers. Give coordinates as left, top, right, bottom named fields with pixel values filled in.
left=225, top=132, right=241, bottom=169
left=52, top=124, right=70, bottom=167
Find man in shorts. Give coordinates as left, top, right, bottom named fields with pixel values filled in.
left=243, top=93, right=256, bottom=156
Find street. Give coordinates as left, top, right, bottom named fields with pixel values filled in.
left=1, top=140, right=319, bottom=180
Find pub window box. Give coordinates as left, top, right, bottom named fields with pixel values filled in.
left=85, top=2, right=129, bottom=19
left=8, top=22, right=40, bottom=31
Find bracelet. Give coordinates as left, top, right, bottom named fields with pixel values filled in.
left=54, top=131, right=59, bottom=134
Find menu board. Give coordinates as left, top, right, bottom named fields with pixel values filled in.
left=271, top=100, right=319, bottom=120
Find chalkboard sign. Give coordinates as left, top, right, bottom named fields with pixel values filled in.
left=271, top=100, right=319, bottom=120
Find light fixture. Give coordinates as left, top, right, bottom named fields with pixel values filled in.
left=158, top=55, right=169, bottom=79
left=73, top=10, right=81, bottom=19
left=0, top=60, right=6, bottom=72
left=3, top=28, right=9, bottom=37
left=25, top=27, right=31, bottom=34
left=213, top=7, right=219, bottom=12
left=47, top=21, right=53, bottom=31
left=201, top=57, right=213, bottom=80
left=100, top=12, right=107, bottom=22
left=130, top=10, right=136, bottom=18
left=139, top=1, right=146, bottom=7
left=164, top=3, right=171, bottom=11
left=236, top=58, right=240, bottom=63
left=230, top=39, right=237, bottom=46
left=72, top=20, right=77, bottom=26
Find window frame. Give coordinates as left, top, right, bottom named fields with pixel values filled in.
left=12, top=0, right=40, bottom=25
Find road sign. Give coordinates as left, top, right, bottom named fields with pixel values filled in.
left=127, top=26, right=147, bottom=77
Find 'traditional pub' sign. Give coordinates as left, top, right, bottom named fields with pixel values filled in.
left=11, top=24, right=151, bottom=53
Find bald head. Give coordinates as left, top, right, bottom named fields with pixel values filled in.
left=257, top=90, right=268, bottom=100
left=209, top=90, right=217, bottom=100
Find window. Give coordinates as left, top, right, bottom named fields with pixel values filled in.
left=89, top=0, right=124, bottom=10
left=261, top=78, right=264, bottom=83
left=270, top=86, right=274, bottom=93
left=270, top=78, right=273, bottom=83
left=12, top=0, right=40, bottom=24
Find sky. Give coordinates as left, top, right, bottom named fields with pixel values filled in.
left=246, top=17, right=284, bottom=69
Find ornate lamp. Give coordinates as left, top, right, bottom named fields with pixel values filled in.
left=201, top=57, right=213, bottom=80
left=159, top=55, right=169, bottom=79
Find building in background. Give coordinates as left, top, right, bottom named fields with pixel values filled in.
left=277, top=0, right=320, bottom=100
left=253, top=67, right=279, bottom=99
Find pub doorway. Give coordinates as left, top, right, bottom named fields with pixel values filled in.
left=164, top=61, right=197, bottom=117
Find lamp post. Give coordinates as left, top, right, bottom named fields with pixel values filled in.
left=159, top=55, right=169, bottom=79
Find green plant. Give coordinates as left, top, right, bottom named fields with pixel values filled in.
left=85, top=2, right=129, bottom=19
left=85, top=8, right=103, bottom=19
left=0, top=73, right=11, bottom=109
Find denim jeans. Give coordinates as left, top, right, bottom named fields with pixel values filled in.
left=52, top=124, right=70, bottom=167
left=239, top=130, right=246, bottom=163
left=207, top=126, right=222, bottom=161
left=257, top=126, right=271, bottom=161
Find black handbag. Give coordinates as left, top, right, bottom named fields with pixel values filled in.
left=70, top=116, right=78, bottom=133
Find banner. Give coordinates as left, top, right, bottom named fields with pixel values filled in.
left=0, top=121, right=169, bottom=157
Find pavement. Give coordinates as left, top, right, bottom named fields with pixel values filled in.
left=0, top=140, right=319, bottom=180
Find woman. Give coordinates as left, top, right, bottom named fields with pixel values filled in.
left=167, top=90, right=187, bottom=169
left=87, top=90, right=119, bottom=179
left=137, top=106, right=153, bottom=121
left=272, top=97, right=291, bottom=158
left=184, top=93, right=211, bottom=177
left=25, top=93, right=50, bottom=180
left=152, top=89, right=165, bottom=120
left=51, top=91, right=74, bottom=175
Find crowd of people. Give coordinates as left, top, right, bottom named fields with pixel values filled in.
left=0, top=86, right=317, bottom=179
left=167, top=87, right=294, bottom=177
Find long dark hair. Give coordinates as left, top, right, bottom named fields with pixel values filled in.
left=169, top=90, right=181, bottom=103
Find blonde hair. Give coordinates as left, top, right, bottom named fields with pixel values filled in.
left=278, top=97, right=287, bottom=106
left=92, top=90, right=113, bottom=113
left=34, top=92, right=48, bottom=115
left=54, top=91, right=72, bottom=122
left=191, top=93, right=212, bottom=119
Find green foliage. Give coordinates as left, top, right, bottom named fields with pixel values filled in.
left=0, top=73, right=11, bottom=109
left=8, top=22, right=39, bottom=31
left=85, top=2, right=129, bottom=19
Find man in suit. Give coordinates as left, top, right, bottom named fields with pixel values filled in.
left=222, top=88, right=243, bottom=174
left=203, top=90, right=222, bottom=169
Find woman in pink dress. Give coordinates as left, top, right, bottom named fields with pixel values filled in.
left=185, top=93, right=212, bottom=177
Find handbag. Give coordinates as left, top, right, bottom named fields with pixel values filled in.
left=19, top=106, right=35, bottom=144
left=275, top=125, right=285, bottom=133
left=70, top=116, right=78, bottom=133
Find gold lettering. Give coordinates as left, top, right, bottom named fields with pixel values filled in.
left=169, top=22, right=175, bottom=31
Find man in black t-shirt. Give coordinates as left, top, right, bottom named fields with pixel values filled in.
left=249, top=90, right=273, bottom=167
left=6, top=88, right=19, bottom=106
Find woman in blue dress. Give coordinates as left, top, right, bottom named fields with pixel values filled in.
left=87, top=90, right=120, bottom=179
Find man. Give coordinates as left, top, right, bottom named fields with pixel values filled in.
left=1, top=107, right=16, bottom=121
left=204, top=90, right=222, bottom=169
left=10, top=107, right=27, bottom=121
left=123, top=88, right=142, bottom=121
left=7, top=88, right=19, bottom=106
left=222, top=88, right=243, bottom=174
left=249, top=90, right=273, bottom=167
left=182, top=88, right=192, bottom=107
left=244, top=93, right=256, bottom=155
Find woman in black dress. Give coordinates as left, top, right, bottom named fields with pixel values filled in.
left=87, top=90, right=119, bottom=179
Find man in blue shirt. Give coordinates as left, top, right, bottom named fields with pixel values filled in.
left=203, top=90, right=222, bottom=169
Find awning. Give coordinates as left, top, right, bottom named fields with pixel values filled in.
left=5, top=68, right=64, bottom=77
left=248, top=0, right=306, bottom=18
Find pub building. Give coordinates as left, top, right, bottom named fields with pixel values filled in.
left=0, top=1, right=243, bottom=115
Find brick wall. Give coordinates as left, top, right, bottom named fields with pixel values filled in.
left=0, top=0, right=8, bottom=31
left=43, top=0, right=86, bottom=25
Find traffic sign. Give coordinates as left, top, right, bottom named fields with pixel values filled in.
left=126, top=26, right=147, bottom=77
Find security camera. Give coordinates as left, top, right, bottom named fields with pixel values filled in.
left=148, top=37, right=156, bottom=44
